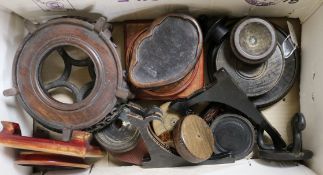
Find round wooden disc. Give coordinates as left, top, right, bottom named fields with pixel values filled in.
left=173, top=115, right=214, bottom=163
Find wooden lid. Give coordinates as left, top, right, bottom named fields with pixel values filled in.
left=174, top=115, right=214, bottom=163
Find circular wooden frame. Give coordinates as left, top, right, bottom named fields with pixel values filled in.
left=12, top=17, right=124, bottom=132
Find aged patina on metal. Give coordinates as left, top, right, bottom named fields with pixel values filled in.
left=4, top=17, right=129, bottom=134
left=94, top=104, right=141, bottom=153
left=216, top=38, right=284, bottom=97
left=205, top=17, right=299, bottom=107
left=230, top=18, right=277, bottom=64
left=250, top=27, right=299, bottom=107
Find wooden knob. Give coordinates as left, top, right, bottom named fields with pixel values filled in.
left=173, top=115, right=214, bottom=163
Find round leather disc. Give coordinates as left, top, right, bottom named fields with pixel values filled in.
left=215, top=38, right=284, bottom=97
left=210, top=114, right=255, bottom=160
left=173, top=115, right=214, bottom=163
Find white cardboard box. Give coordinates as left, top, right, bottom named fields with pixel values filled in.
left=0, top=0, right=322, bottom=174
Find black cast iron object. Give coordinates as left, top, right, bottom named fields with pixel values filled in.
left=258, top=113, right=313, bottom=161
left=127, top=106, right=188, bottom=167
left=250, top=27, right=299, bottom=107
left=123, top=103, right=234, bottom=168
left=4, top=17, right=130, bottom=135
left=204, top=17, right=229, bottom=45
left=41, top=47, right=95, bottom=102
left=205, top=17, right=299, bottom=108
left=210, top=113, right=255, bottom=160
left=170, top=69, right=286, bottom=150
left=215, top=39, right=284, bottom=97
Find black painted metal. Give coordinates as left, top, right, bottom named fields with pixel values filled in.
left=258, top=113, right=313, bottom=161
left=170, top=69, right=286, bottom=150
left=210, top=113, right=255, bottom=160
left=123, top=103, right=234, bottom=168
left=205, top=17, right=298, bottom=107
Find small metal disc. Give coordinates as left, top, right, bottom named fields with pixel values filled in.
left=95, top=116, right=140, bottom=153
left=230, top=18, right=277, bottom=64
left=215, top=39, right=284, bottom=97
left=210, top=114, right=255, bottom=160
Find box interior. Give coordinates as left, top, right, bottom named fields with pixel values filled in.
left=0, top=0, right=322, bottom=174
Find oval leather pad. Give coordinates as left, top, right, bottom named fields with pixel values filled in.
left=129, top=14, right=202, bottom=88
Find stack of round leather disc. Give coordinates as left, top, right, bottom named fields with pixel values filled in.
left=126, top=14, right=203, bottom=100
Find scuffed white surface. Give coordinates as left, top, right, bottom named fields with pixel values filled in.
left=0, top=1, right=320, bottom=175
left=0, top=0, right=321, bottom=23
left=301, top=3, right=323, bottom=175
left=33, top=159, right=316, bottom=175
left=0, top=6, right=32, bottom=175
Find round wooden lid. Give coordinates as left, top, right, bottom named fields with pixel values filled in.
left=174, top=115, right=214, bottom=163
